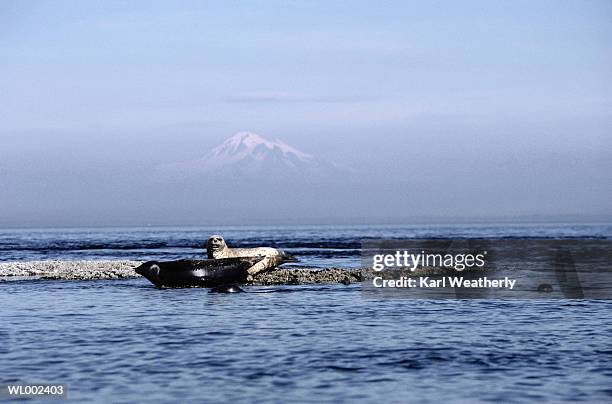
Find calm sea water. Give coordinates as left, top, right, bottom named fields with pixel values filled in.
left=1, top=224, right=612, bottom=403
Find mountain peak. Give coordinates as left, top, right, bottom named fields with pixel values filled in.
left=159, top=131, right=345, bottom=182
left=220, top=131, right=269, bottom=151
left=211, top=131, right=314, bottom=162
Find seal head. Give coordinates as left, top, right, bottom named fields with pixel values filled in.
left=207, top=234, right=228, bottom=258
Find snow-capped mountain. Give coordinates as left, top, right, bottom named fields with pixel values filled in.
left=203, top=131, right=317, bottom=170
left=160, top=132, right=335, bottom=181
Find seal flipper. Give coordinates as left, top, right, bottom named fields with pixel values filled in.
left=279, top=250, right=298, bottom=263
left=209, top=284, right=244, bottom=293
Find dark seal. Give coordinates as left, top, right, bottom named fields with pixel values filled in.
left=537, top=283, right=554, bottom=293
left=135, top=257, right=263, bottom=288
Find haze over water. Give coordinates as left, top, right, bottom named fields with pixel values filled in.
left=1, top=1, right=611, bottom=227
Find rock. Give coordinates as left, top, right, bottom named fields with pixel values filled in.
left=249, top=267, right=362, bottom=285
left=0, top=260, right=141, bottom=280
left=0, top=261, right=366, bottom=285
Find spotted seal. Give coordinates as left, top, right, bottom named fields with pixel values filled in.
left=206, top=234, right=297, bottom=275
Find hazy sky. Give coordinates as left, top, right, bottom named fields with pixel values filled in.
left=1, top=0, right=611, bottom=226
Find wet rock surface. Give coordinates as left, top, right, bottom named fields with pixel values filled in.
left=0, top=261, right=469, bottom=284
left=249, top=267, right=362, bottom=285
left=0, top=261, right=363, bottom=284
left=0, top=260, right=142, bottom=280
left=0, top=261, right=477, bottom=285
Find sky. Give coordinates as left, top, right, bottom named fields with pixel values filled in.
left=1, top=0, right=611, bottom=226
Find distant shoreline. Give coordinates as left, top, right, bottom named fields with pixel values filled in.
left=1, top=215, right=611, bottom=230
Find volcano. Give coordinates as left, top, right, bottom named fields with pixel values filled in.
left=160, top=131, right=338, bottom=181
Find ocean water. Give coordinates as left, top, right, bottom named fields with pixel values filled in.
left=1, top=224, right=612, bottom=403
left=1, top=223, right=611, bottom=265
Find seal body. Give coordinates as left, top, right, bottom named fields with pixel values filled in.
left=537, top=283, right=554, bottom=293
left=135, top=257, right=263, bottom=288
left=207, top=235, right=297, bottom=275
